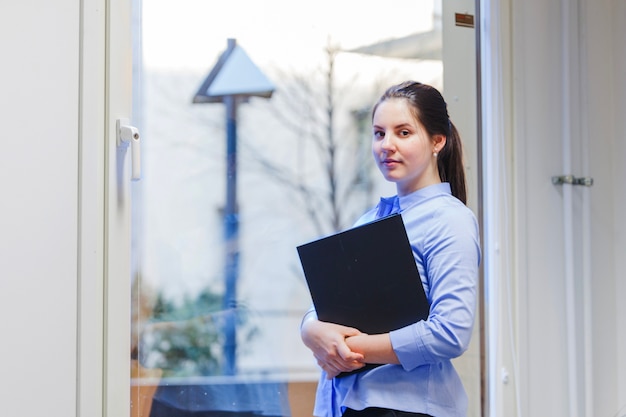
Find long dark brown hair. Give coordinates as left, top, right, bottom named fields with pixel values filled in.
left=372, top=81, right=467, bottom=204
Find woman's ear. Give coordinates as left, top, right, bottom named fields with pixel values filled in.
left=433, top=134, right=447, bottom=153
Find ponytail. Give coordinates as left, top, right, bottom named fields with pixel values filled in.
left=438, top=121, right=467, bottom=204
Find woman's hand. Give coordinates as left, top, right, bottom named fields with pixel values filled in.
left=301, top=319, right=366, bottom=379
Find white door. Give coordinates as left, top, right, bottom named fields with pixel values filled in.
left=482, top=0, right=626, bottom=416
left=481, top=0, right=592, bottom=414
left=80, top=0, right=137, bottom=415
left=103, top=0, right=136, bottom=415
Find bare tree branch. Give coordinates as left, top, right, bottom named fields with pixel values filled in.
left=238, top=40, right=378, bottom=236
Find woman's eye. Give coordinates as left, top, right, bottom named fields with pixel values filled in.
left=374, top=131, right=384, bottom=139
left=400, top=130, right=410, bottom=137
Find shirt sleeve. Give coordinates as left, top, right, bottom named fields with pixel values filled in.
left=389, top=204, right=481, bottom=371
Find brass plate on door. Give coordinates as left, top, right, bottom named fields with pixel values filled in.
left=455, top=13, right=474, bottom=28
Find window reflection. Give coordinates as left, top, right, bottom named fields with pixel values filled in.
left=128, top=1, right=480, bottom=416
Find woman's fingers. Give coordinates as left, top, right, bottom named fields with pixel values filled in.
left=302, top=320, right=367, bottom=378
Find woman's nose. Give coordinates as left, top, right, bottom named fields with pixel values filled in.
left=381, top=134, right=394, bottom=150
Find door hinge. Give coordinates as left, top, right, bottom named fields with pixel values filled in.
left=551, top=175, right=593, bottom=187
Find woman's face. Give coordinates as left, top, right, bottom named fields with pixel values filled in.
left=372, top=98, right=442, bottom=196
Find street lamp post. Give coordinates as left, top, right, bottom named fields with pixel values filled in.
left=193, top=38, right=274, bottom=375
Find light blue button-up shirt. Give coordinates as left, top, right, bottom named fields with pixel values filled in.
left=312, top=183, right=481, bottom=417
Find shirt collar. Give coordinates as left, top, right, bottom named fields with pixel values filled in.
left=398, top=182, right=451, bottom=209
left=376, top=183, right=452, bottom=218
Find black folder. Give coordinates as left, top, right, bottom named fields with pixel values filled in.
left=297, top=213, right=430, bottom=343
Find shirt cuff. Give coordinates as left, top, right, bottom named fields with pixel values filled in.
left=389, top=322, right=431, bottom=371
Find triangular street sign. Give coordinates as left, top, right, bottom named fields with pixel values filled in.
left=193, top=39, right=274, bottom=103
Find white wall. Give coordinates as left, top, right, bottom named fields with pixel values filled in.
left=0, top=1, right=113, bottom=416
left=0, top=2, right=81, bottom=416
left=442, top=2, right=481, bottom=416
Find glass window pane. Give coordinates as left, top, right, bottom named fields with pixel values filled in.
left=130, top=1, right=481, bottom=416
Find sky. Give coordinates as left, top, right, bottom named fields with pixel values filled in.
left=141, top=0, right=436, bottom=72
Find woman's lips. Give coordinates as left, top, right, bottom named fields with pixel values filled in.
left=381, top=158, right=400, bottom=167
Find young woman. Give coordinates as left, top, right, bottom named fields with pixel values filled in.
left=300, top=81, right=481, bottom=417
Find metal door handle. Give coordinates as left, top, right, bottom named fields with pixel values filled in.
left=552, top=175, right=593, bottom=186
